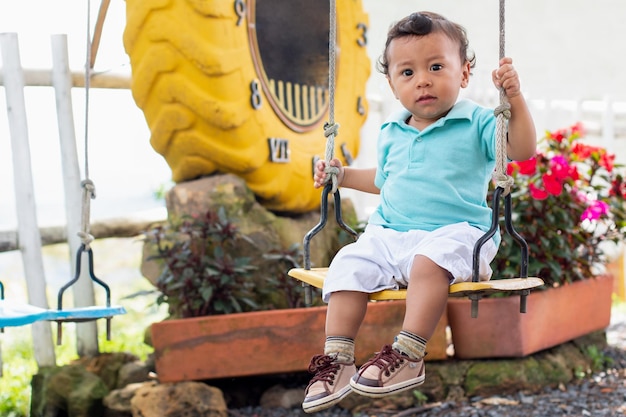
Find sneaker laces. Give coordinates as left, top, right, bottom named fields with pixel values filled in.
left=306, top=354, right=341, bottom=388
left=358, top=344, right=405, bottom=377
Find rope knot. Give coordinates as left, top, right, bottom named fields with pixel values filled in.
left=324, top=164, right=340, bottom=194
left=81, top=179, right=96, bottom=199
left=494, top=102, right=511, bottom=120
left=492, top=172, right=515, bottom=196
left=324, top=122, right=340, bottom=138
left=323, top=122, right=340, bottom=193
left=324, top=164, right=340, bottom=178
left=77, top=231, right=94, bottom=248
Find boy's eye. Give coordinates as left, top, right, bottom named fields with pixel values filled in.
left=430, top=64, right=443, bottom=71
left=401, top=69, right=413, bottom=76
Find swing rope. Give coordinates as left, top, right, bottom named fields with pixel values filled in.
left=53, top=0, right=126, bottom=343
left=323, top=0, right=340, bottom=194
left=493, top=0, right=514, bottom=194
left=78, top=0, right=96, bottom=250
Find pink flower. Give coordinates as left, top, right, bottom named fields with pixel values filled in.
left=580, top=200, right=610, bottom=221
left=570, top=122, right=585, bottom=137
left=549, top=155, right=571, bottom=181
left=576, top=190, right=589, bottom=204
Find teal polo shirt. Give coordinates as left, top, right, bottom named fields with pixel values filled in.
left=369, top=99, right=498, bottom=241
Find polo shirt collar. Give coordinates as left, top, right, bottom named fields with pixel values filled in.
left=382, top=99, right=475, bottom=130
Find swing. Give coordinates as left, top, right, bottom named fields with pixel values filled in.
left=288, top=0, right=544, bottom=318
left=0, top=0, right=125, bottom=336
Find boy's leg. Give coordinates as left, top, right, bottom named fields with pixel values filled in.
left=325, top=290, right=369, bottom=338
left=351, top=255, right=449, bottom=397
left=302, top=291, right=369, bottom=413
left=401, top=255, right=450, bottom=339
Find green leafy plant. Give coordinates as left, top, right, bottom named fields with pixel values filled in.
left=145, top=207, right=313, bottom=318
left=412, top=389, right=429, bottom=405
left=262, top=244, right=316, bottom=309
left=146, top=207, right=258, bottom=317
left=583, top=344, right=613, bottom=371
left=492, top=123, right=626, bottom=287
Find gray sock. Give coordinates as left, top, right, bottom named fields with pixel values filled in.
left=392, top=330, right=426, bottom=360
left=324, top=336, right=355, bottom=363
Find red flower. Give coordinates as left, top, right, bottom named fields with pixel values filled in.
left=529, top=182, right=548, bottom=200
left=610, top=175, right=626, bottom=198
left=547, top=129, right=566, bottom=143
left=571, top=142, right=607, bottom=162
left=517, top=158, right=537, bottom=175
left=600, top=152, right=615, bottom=172
left=543, top=173, right=563, bottom=196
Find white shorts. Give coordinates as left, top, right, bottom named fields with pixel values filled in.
left=322, top=222, right=498, bottom=302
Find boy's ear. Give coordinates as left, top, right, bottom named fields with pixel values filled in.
left=461, top=61, right=471, bottom=88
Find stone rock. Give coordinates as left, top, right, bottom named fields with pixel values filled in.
left=130, top=381, right=228, bottom=417
left=464, top=357, right=548, bottom=397
left=117, top=360, right=154, bottom=388
left=30, top=364, right=109, bottom=417
left=104, top=381, right=152, bottom=417
left=462, top=337, right=592, bottom=397
left=74, top=352, right=140, bottom=390
left=259, top=384, right=304, bottom=408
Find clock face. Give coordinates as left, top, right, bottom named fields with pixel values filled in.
left=248, top=1, right=330, bottom=132
left=124, top=0, right=371, bottom=213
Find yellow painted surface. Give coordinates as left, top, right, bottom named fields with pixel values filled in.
left=288, top=267, right=544, bottom=300
left=124, top=0, right=370, bottom=213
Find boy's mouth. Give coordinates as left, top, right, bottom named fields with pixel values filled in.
left=417, top=94, right=436, bottom=103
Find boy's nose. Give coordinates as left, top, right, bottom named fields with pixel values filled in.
left=416, top=73, right=432, bottom=88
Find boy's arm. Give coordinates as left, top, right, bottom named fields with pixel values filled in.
left=506, top=94, right=536, bottom=161
left=341, top=167, right=379, bottom=194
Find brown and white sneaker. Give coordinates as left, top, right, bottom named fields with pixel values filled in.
left=350, top=344, right=425, bottom=398
left=302, top=354, right=356, bottom=413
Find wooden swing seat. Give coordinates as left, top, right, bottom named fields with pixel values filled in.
left=288, top=267, right=544, bottom=301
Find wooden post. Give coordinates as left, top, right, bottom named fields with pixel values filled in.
left=0, top=33, right=56, bottom=367
left=51, top=34, right=99, bottom=356
left=603, top=95, right=615, bottom=153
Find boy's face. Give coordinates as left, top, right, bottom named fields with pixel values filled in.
left=386, top=31, right=470, bottom=130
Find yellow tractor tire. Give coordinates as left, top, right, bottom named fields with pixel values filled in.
left=123, top=0, right=370, bottom=213
left=124, top=0, right=370, bottom=213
